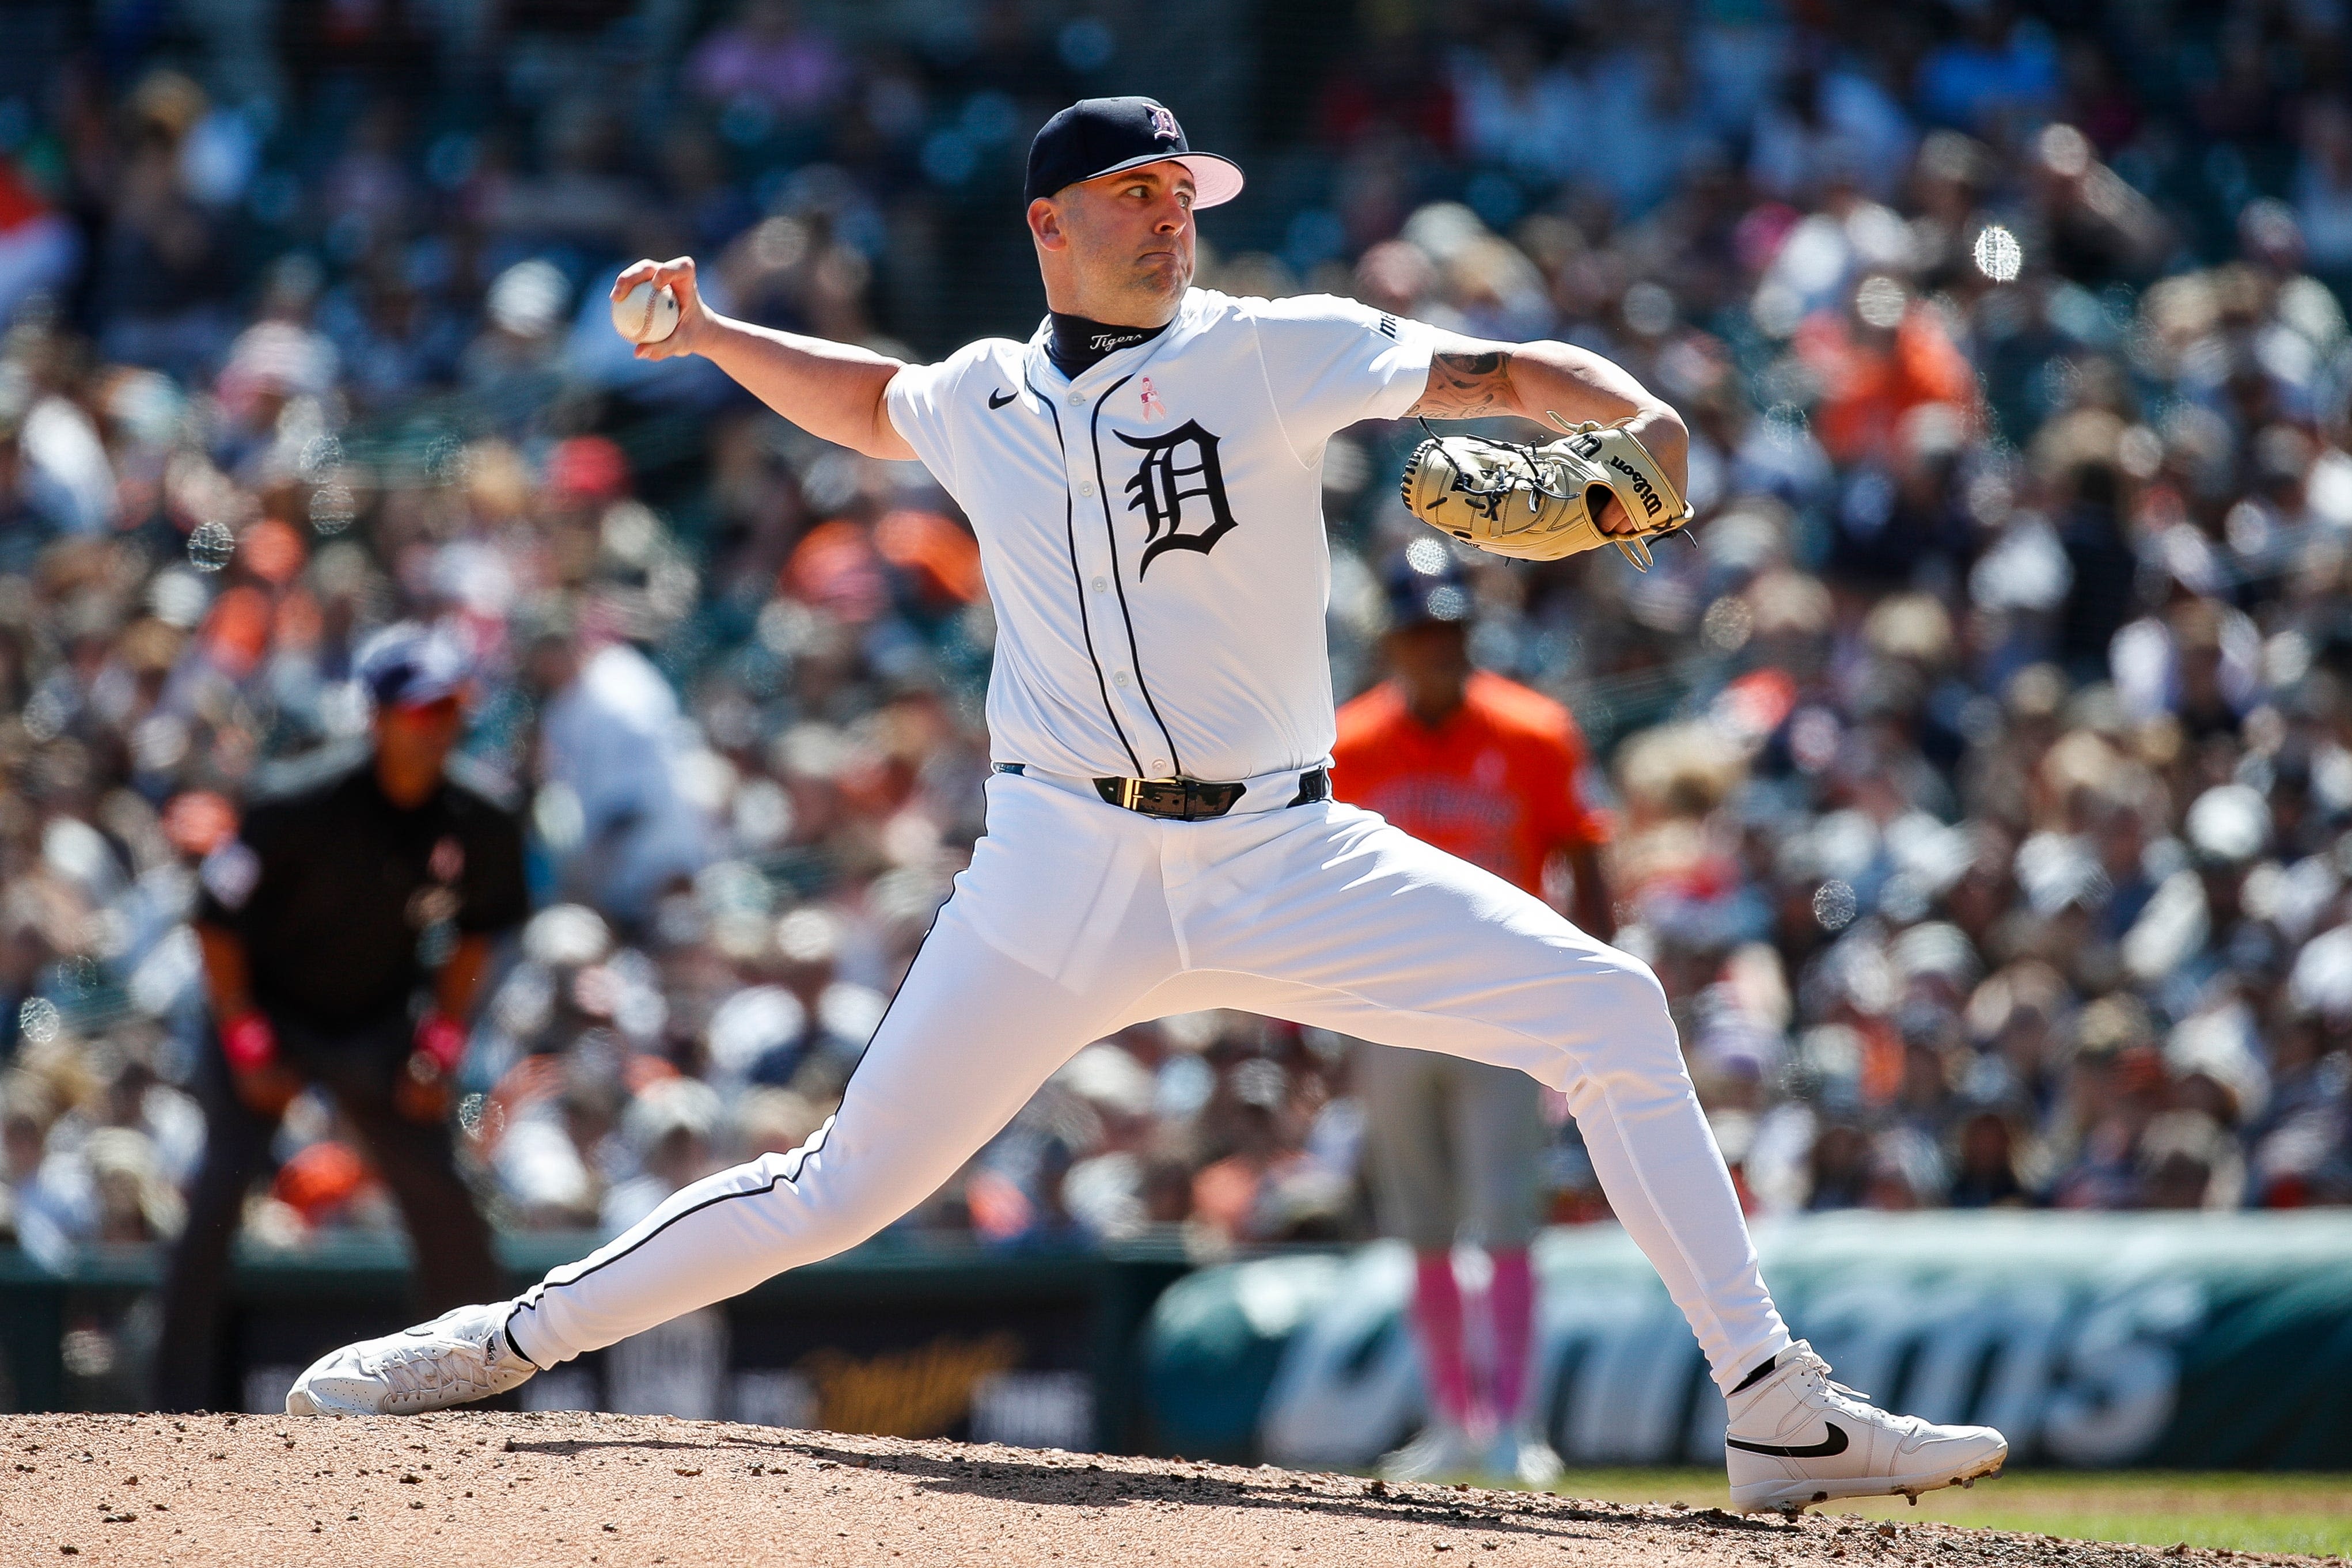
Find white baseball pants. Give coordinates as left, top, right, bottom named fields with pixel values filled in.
left=504, top=769, right=1793, bottom=1392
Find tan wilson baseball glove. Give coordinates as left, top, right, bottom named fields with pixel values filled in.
left=1398, top=413, right=1694, bottom=570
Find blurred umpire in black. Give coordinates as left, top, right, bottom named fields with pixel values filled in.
left=155, top=624, right=530, bottom=1410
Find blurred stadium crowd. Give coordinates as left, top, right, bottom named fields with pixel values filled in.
left=2, top=0, right=2352, bottom=1269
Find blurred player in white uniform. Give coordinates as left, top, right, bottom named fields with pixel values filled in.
left=287, top=98, right=2005, bottom=1515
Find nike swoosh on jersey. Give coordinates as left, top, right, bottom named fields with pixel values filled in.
left=1725, top=1423, right=1850, bottom=1459
left=988, top=388, right=1018, bottom=408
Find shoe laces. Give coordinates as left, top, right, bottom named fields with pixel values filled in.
left=1777, top=1344, right=1940, bottom=1444
left=1785, top=1345, right=1877, bottom=1414
left=368, top=1328, right=509, bottom=1407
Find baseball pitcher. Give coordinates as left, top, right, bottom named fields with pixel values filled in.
left=286, top=98, right=2004, bottom=1514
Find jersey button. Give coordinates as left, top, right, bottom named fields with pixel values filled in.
left=1151, top=758, right=1168, bottom=773
left=1091, top=575, right=1107, bottom=593
left=1076, top=480, right=1095, bottom=497
left=1067, top=392, right=1086, bottom=406
left=1113, top=671, right=1131, bottom=687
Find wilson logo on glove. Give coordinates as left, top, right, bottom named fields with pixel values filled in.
left=1607, top=455, right=1663, bottom=517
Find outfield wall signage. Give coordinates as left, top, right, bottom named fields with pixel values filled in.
left=1144, top=1213, right=2352, bottom=1470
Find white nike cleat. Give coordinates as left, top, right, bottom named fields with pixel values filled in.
left=1482, top=1427, right=1565, bottom=1490
left=1378, top=1420, right=1483, bottom=1483
left=284, top=1302, right=539, bottom=1417
left=1724, top=1340, right=2006, bottom=1514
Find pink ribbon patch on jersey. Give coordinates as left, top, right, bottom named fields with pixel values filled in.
left=1139, top=377, right=1167, bottom=420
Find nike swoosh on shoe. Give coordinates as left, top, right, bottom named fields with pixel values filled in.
left=1727, top=1423, right=1849, bottom=1459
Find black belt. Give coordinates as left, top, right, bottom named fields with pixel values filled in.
left=993, top=763, right=1329, bottom=821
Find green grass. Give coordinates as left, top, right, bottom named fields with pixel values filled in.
left=1540, top=1470, right=2352, bottom=1558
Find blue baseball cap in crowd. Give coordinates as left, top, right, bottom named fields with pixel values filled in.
left=1384, top=538, right=1475, bottom=629
left=355, top=622, right=471, bottom=709
left=1023, top=97, right=1245, bottom=208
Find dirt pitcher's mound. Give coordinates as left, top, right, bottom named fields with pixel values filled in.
left=0, top=1412, right=2309, bottom=1567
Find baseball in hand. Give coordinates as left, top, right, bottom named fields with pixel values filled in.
left=611, top=281, right=681, bottom=345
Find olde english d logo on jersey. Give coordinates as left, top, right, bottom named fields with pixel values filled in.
left=1119, top=420, right=1239, bottom=575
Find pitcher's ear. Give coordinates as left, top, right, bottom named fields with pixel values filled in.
left=1029, top=197, right=1067, bottom=250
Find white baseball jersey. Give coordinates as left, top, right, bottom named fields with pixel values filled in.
left=884, top=287, right=1437, bottom=783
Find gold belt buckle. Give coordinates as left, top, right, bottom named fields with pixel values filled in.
left=1121, top=777, right=1145, bottom=811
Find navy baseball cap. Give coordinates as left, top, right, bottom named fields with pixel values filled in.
left=355, top=622, right=471, bottom=709
left=1024, top=97, right=1245, bottom=208
left=1385, top=538, right=1475, bottom=629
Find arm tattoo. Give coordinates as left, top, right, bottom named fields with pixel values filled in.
left=1410, top=348, right=1516, bottom=419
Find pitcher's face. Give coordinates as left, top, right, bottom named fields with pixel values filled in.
left=1030, top=161, right=1197, bottom=324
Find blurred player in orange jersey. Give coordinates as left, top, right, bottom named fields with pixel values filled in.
left=1331, top=542, right=1614, bottom=1486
